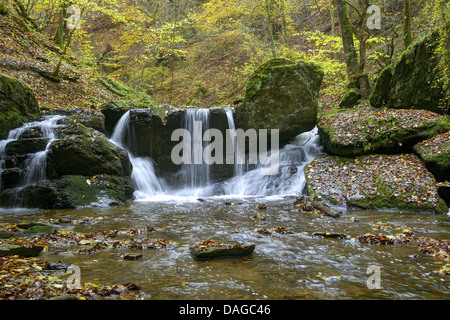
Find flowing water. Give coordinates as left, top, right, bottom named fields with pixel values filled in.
left=1, top=111, right=450, bottom=299
left=1, top=200, right=449, bottom=300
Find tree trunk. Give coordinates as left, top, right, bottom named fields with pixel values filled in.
left=54, top=1, right=70, bottom=47
left=334, top=0, right=358, bottom=88
left=403, top=0, right=412, bottom=48
left=265, top=0, right=276, bottom=58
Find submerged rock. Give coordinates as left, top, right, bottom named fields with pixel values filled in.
left=235, top=58, right=324, bottom=142
left=304, top=154, right=448, bottom=213
left=0, top=245, right=44, bottom=257
left=190, top=240, right=256, bottom=260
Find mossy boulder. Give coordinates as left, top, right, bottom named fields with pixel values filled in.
left=235, top=58, right=324, bottom=142
left=318, top=108, right=450, bottom=157
left=304, top=154, right=448, bottom=213
left=369, top=32, right=446, bottom=113
left=369, top=65, right=392, bottom=108
left=0, top=73, right=41, bottom=139
left=48, top=134, right=125, bottom=177
left=55, top=175, right=134, bottom=208
left=59, top=114, right=106, bottom=134
left=339, top=89, right=362, bottom=108
left=414, top=131, right=450, bottom=182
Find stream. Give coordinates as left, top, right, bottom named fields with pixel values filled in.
left=1, top=197, right=449, bottom=300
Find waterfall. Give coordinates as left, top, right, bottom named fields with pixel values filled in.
left=225, top=107, right=244, bottom=177
left=222, top=127, right=325, bottom=196
left=110, top=111, right=165, bottom=200
left=0, top=115, right=64, bottom=190
left=180, top=108, right=211, bottom=189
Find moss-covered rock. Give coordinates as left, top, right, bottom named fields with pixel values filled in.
left=304, top=154, right=448, bottom=213
left=0, top=73, right=41, bottom=139
left=48, top=134, right=124, bottom=177
left=60, top=114, right=106, bottom=134
left=235, top=58, right=324, bottom=142
left=55, top=175, right=132, bottom=207
left=414, top=131, right=450, bottom=182
left=318, top=108, right=450, bottom=157
left=369, top=32, right=446, bottom=113
left=369, top=65, right=392, bottom=108
left=339, top=89, right=362, bottom=108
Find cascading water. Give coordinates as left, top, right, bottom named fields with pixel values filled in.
left=112, top=107, right=324, bottom=200
left=222, top=126, right=324, bottom=196
left=181, top=108, right=211, bottom=189
left=0, top=115, right=65, bottom=191
left=225, top=107, right=244, bottom=178
left=110, top=111, right=165, bottom=200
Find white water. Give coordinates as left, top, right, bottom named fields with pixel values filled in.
left=181, top=108, right=211, bottom=188
left=221, top=127, right=324, bottom=196
left=130, top=108, right=324, bottom=201
left=109, top=111, right=166, bottom=200
left=1, top=110, right=324, bottom=204
left=0, top=115, right=65, bottom=190
left=225, top=107, right=244, bottom=177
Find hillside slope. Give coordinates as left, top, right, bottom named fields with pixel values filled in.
left=0, top=9, right=134, bottom=111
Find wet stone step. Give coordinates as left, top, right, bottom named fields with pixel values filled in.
left=0, top=168, right=23, bottom=189
left=3, top=138, right=50, bottom=156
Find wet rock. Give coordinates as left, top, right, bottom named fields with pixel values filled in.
left=190, top=240, right=256, bottom=260
left=48, top=135, right=124, bottom=177
left=124, top=254, right=143, bottom=261
left=313, top=232, right=347, bottom=239
left=3, top=138, right=50, bottom=156
left=0, top=244, right=44, bottom=257
left=414, top=131, right=450, bottom=182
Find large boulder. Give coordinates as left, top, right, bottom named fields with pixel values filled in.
left=0, top=73, right=41, bottom=139
left=48, top=134, right=124, bottom=177
left=369, top=32, right=447, bottom=113
left=304, top=153, right=448, bottom=213
left=235, top=58, right=324, bottom=142
left=318, top=108, right=450, bottom=157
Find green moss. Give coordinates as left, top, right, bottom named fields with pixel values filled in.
left=369, top=65, right=392, bottom=108
left=58, top=176, right=99, bottom=207
left=63, top=115, right=105, bottom=133
left=0, top=5, right=7, bottom=15
left=339, top=89, right=361, bottom=108
left=244, top=58, right=297, bottom=99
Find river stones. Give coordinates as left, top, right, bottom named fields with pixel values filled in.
left=0, top=244, right=44, bottom=257
left=190, top=240, right=255, bottom=260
